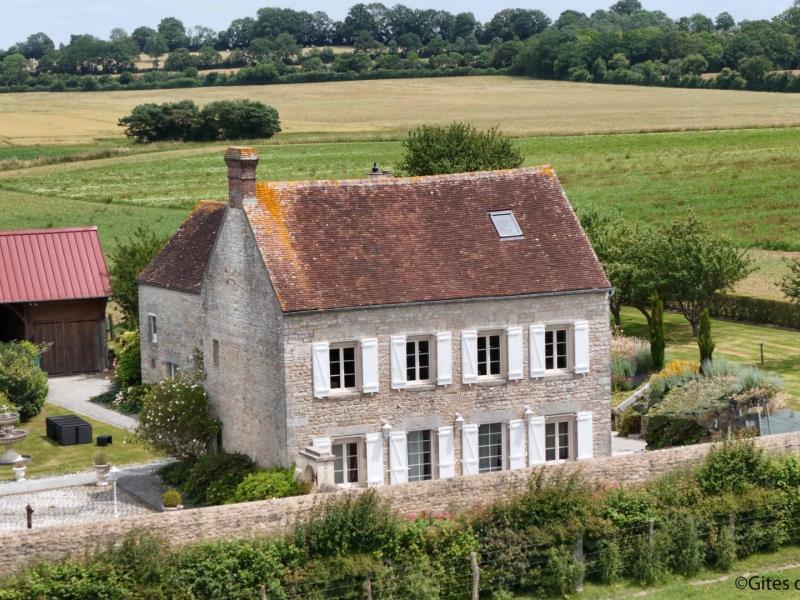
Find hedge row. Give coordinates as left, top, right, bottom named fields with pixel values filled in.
left=709, top=293, right=800, bottom=330
left=0, top=67, right=509, bottom=95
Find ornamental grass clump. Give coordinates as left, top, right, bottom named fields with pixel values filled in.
left=136, top=374, right=220, bottom=462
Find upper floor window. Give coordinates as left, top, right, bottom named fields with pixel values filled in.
left=330, top=344, right=358, bottom=391
left=406, top=337, right=431, bottom=384
left=478, top=422, right=504, bottom=472
left=477, top=332, right=502, bottom=378
left=545, top=328, right=569, bottom=371
left=147, top=313, right=158, bottom=343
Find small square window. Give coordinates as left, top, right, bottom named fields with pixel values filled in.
left=330, top=344, right=358, bottom=391
left=489, top=210, right=523, bottom=239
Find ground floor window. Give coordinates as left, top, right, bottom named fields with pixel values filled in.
left=333, top=440, right=360, bottom=485
left=478, top=422, right=504, bottom=472
left=165, top=362, right=179, bottom=379
left=545, top=419, right=572, bottom=461
left=407, top=430, right=433, bottom=481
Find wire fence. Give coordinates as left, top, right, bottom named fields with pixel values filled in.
left=273, top=501, right=800, bottom=599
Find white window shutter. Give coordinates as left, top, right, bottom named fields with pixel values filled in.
left=507, top=326, right=523, bottom=380
left=437, top=426, right=455, bottom=479
left=390, top=335, right=407, bottom=389
left=365, top=432, right=384, bottom=486
left=461, top=330, right=478, bottom=384
left=312, top=342, right=330, bottom=398
left=312, top=437, right=331, bottom=454
left=576, top=411, right=594, bottom=460
left=361, top=338, right=379, bottom=393
left=508, top=419, right=525, bottom=470
left=574, top=320, right=590, bottom=374
left=389, top=431, right=408, bottom=485
left=436, top=332, right=452, bottom=385
left=527, top=415, right=546, bottom=466
left=529, top=324, right=546, bottom=378
left=461, top=423, right=479, bottom=475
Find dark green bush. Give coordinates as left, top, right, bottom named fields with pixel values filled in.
left=231, top=468, right=306, bottom=503
left=0, top=341, right=48, bottom=421
left=594, top=539, right=622, bottom=584
left=708, top=525, right=737, bottom=571
left=670, top=516, right=703, bottom=577
left=644, top=416, right=709, bottom=449
left=181, top=451, right=257, bottom=506
left=199, top=99, right=281, bottom=140
left=118, top=100, right=201, bottom=142
left=540, top=545, right=585, bottom=597
left=710, top=293, right=800, bottom=329
left=697, top=437, right=768, bottom=495
left=628, top=532, right=668, bottom=586
left=3, top=560, right=135, bottom=599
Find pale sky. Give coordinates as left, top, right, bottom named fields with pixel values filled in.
left=0, top=0, right=793, bottom=48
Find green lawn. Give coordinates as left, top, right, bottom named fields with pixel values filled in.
left=518, top=545, right=800, bottom=599
left=3, top=127, right=800, bottom=253
left=1, top=403, right=161, bottom=481
left=619, top=307, right=800, bottom=407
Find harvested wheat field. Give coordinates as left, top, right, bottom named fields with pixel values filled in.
left=3, top=76, right=800, bottom=144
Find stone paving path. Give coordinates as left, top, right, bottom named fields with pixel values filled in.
left=0, top=484, right=154, bottom=532
left=46, top=374, right=138, bottom=431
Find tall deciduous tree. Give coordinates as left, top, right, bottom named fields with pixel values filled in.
left=109, top=227, right=168, bottom=324
left=644, top=213, right=752, bottom=336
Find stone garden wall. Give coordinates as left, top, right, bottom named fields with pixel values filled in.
left=3, top=432, right=800, bottom=576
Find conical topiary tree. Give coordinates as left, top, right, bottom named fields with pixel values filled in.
left=698, top=309, right=715, bottom=372
left=649, top=292, right=665, bottom=371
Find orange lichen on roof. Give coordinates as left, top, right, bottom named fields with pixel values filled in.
left=252, top=181, right=310, bottom=297
left=540, top=164, right=556, bottom=179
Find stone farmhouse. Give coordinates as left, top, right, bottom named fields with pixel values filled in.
left=138, top=147, right=613, bottom=489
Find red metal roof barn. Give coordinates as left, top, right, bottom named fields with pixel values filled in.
left=0, top=227, right=110, bottom=375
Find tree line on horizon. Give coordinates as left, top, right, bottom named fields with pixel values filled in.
left=2, top=0, right=800, bottom=93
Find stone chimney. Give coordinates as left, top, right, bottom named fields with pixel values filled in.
left=224, top=147, right=259, bottom=208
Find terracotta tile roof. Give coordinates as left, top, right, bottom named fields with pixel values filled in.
left=243, top=167, right=610, bottom=313
left=138, top=201, right=225, bottom=294
left=0, top=227, right=109, bottom=303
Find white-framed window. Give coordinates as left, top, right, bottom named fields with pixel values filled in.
left=477, top=332, right=504, bottom=378
left=406, top=336, right=432, bottom=384
left=165, top=361, right=179, bottom=379
left=478, top=422, right=504, bottom=472
left=147, top=313, right=158, bottom=343
left=407, top=430, right=433, bottom=482
left=545, top=418, right=574, bottom=461
left=545, top=327, right=569, bottom=371
left=330, top=343, right=358, bottom=391
left=333, top=438, right=363, bottom=485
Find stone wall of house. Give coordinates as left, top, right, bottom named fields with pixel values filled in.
left=202, top=206, right=288, bottom=466
left=3, top=433, right=800, bottom=577
left=282, top=290, right=612, bottom=473
left=139, top=285, right=203, bottom=383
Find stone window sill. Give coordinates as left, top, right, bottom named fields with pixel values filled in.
left=326, top=391, right=363, bottom=400
left=476, top=378, right=507, bottom=387
left=404, top=384, right=436, bottom=392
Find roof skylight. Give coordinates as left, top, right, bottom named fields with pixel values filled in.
left=489, top=210, right=523, bottom=239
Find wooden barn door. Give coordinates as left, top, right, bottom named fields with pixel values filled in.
left=65, top=320, right=100, bottom=373
left=32, top=321, right=66, bottom=375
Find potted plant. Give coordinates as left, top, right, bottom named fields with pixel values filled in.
left=162, top=488, right=183, bottom=511
left=12, top=459, right=26, bottom=481
left=93, top=451, right=111, bottom=485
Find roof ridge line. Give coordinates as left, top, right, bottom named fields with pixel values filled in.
left=0, top=226, right=98, bottom=236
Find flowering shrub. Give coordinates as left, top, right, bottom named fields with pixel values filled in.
left=611, top=331, right=652, bottom=392
left=112, top=383, right=150, bottom=414
left=136, top=374, right=220, bottom=461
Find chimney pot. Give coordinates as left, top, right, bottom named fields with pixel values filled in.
left=224, top=147, right=259, bottom=208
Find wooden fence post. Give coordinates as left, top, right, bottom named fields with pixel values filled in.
left=574, top=534, right=585, bottom=592
left=470, top=551, right=479, bottom=600
left=259, top=584, right=266, bottom=600
left=363, top=576, right=373, bottom=600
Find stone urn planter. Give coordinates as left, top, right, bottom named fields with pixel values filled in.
left=94, top=451, right=111, bottom=486
left=12, top=461, right=26, bottom=481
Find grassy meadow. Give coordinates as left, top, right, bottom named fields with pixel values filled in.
left=4, top=76, right=800, bottom=144
left=3, top=126, right=800, bottom=259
